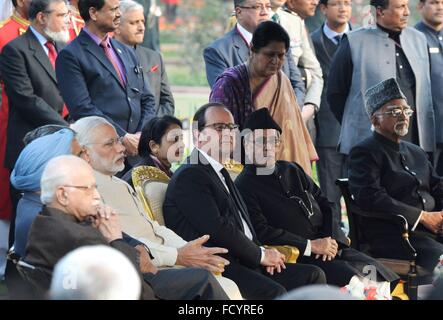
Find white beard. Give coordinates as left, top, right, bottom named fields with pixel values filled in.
left=394, top=122, right=408, bottom=137
left=44, top=28, right=70, bottom=43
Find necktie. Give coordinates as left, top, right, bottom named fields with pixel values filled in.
left=272, top=13, right=280, bottom=24
left=45, top=41, right=69, bottom=118
left=100, top=39, right=125, bottom=86
left=334, top=35, right=342, bottom=45
left=45, top=41, right=57, bottom=68
left=220, top=168, right=255, bottom=235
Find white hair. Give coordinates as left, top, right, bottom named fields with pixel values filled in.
left=70, top=116, right=114, bottom=146
left=119, top=0, right=144, bottom=18
left=50, top=245, right=141, bottom=300
left=40, top=155, right=90, bottom=204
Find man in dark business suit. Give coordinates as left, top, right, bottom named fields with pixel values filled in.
left=0, top=0, right=70, bottom=171
left=204, top=0, right=306, bottom=104
left=114, top=0, right=174, bottom=116
left=56, top=0, right=156, bottom=157
left=310, top=0, right=352, bottom=225
left=163, top=102, right=326, bottom=300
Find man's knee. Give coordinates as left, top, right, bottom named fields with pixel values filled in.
left=308, top=265, right=327, bottom=284
left=191, top=268, right=229, bottom=299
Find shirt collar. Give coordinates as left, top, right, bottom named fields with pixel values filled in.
left=29, top=25, right=48, bottom=47
left=236, top=22, right=253, bottom=46
left=323, top=22, right=350, bottom=43
left=83, top=26, right=108, bottom=46
left=197, top=148, right=225, bottom=174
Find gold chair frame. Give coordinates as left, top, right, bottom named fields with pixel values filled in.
left=132, top=166, right=170, bottom=224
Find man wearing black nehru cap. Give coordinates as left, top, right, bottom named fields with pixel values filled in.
left=235, top=108, right=399, bottom=287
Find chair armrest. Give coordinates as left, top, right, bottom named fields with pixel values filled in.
left=264, top=245, right=300, bottom=263
left=351, top=206, right=417, bottom=260
left=352, top=206, right=409, bottom=231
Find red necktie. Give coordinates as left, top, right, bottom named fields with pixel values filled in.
left=100, top=39, right=125, bottom=86
left=45, top=41, right=69, bottom=118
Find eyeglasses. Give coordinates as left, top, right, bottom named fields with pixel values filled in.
left=238, top=4, right=273, bottom=12
left=204, top=123, right=240, bottom=131
left=85, top=136, right=124, bottom=148
left=62, top=184, right=98, bottom=194
left=375, top=107, right=414, bottom=118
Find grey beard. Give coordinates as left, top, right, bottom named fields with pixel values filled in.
left=394, top=122, right=408, bottom=137
left=44, top=28, right=70, bottom=43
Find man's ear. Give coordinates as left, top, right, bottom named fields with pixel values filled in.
left=89, top=7, right=98, bottom=22
left=56, top=188, right=68, bottom=206
left=192, top=128, right=201, bottom=145
left=371, top=114, right=379, bottom=127
left=79, top=147, right=91, bottom=163
left=376, top=6, right=384, bottom=17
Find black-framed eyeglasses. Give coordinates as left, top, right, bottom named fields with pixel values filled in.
left=62, top=184, right=98, bottom=193
left=375, top=106, right=414, bottom=118
left=85, top=136, right=124, bottom=148
left=238, top=4, right=273, bottom=12
left=204, top=123, right=239, bottom=132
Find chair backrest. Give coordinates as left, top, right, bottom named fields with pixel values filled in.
left=132, top=166, right=170, bottom=226
left=335, top=178, right=362, bottom=251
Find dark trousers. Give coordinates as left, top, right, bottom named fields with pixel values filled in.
left=316, top=147, right=347, bottom=223
left=222, top=260, right=326, bottom=300
left=298, top=247, right=399, bottom=287
left=370, top=230, right=443, bottom=272
left=143, top=267, right=229, bottom=300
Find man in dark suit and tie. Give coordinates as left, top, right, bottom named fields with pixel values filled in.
left=0, top=0, right=70, bottom=172
left=114, top=0, right=174, bottom=116
left=310, top=0, right=352, bottom=225
left=204, top=0, right=306, bottom=104
left=163, top=102, right=326, bottom=299
left=56, top=0, right=156, bottom=157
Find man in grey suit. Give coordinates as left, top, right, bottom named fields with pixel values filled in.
left=327, top=0, right=435, bottom=157
left=115, top=0, right=174, bottom=116
left=204, top=0, right=306, bottom=104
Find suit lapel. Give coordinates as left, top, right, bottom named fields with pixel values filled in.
left=232, top=28, right=250, bottom=64
left=26, top=30, right=57, bottom=83
left=79, top=31, right=125, bottom=90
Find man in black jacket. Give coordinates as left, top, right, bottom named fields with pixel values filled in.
left=235, top=108, right=399, bottom=286
left=163, top=102, right=326, bottom=299
left=348, top=78, right=443, bottom=271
